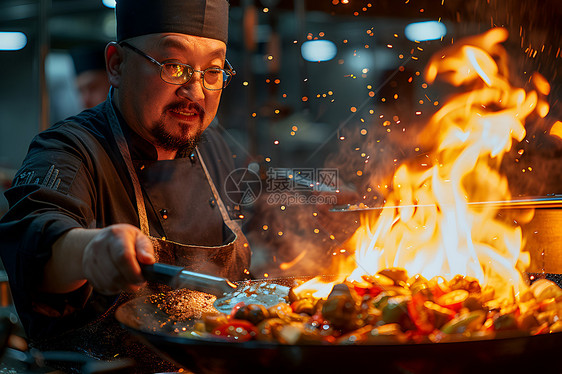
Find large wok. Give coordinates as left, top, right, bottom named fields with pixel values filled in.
left=115, top=276, right=562, bottom=374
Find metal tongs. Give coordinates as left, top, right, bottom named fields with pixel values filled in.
left=330, top=195, right=562, bottom=212
left=141, top=263, right=238, bottom=296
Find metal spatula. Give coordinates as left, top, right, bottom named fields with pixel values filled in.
left=141, top=263, right=238, bottom=296
left=141, top=263, right=291, bottom=313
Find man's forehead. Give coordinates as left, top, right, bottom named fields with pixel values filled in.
left=151, top=34, right=227, bottom=58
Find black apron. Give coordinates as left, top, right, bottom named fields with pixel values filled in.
left=32, top=96, right=250, bottom=373
left=109, top=100, right=250, bottom=280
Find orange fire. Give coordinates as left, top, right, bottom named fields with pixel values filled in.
left=295, top=28, right=552, bottom=302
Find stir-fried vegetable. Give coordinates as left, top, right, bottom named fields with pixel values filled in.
left=189, top=269, right=562, bottom=345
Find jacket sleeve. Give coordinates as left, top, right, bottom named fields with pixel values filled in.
left=0, top=127, right=99, bottom=339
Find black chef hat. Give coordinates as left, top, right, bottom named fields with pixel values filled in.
left=70, top=44, right=107, bottom=75
left=116, top=0, right=229, bottom=44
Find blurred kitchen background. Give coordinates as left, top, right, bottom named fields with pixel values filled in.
left=0, top=0, right=561, bottom=277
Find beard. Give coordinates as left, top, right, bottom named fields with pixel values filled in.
left=150, top=120, right=203, bottom=153
left=150, top=103, right=205, bottom=153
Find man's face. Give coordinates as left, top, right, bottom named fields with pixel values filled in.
left=112, top=33, right=226, bottom=158
left=76, top=70, right=111, bottom=108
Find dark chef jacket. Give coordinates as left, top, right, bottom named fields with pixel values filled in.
left=0, top=97, right=251, bottom=345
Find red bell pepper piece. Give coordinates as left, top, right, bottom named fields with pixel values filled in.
left=407, top=293, right=434, bottom=334
left=211, top=319, right=258, bottom=342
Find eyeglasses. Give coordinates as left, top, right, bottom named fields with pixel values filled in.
left=120, top=41, right=236, bottom=91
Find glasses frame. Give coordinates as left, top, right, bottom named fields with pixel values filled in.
left=120, top=41, right=236, bottom=91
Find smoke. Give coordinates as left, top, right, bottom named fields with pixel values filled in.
left=245, top=192, right=360, bottom=278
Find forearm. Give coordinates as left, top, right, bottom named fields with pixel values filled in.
left=41, top=228, right=100, bottom=293
left=40, top=224, right=155, bottom=295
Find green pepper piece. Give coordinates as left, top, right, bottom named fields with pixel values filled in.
left=382, top=295, right=410, bottom=324
left=440, top=310, right=486, bottom=334
left=493, top=313, right=518, bottom=331
left=372, top=292, right=393, bottom=309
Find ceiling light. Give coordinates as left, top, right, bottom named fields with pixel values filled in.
left=0, top=32, right=27, bottom=51
left=405, top=21, right=447, bottom=42
left=301, top=40, right=337, bottom=62
left=102, top=0, right=116, bottom=9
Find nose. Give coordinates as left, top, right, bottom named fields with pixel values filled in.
left=177, top=71, right=205, bottom=101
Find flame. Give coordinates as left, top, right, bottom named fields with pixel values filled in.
left=299, top=28, right=554, bottom=302
left=293, top=276, right=346, bottom=299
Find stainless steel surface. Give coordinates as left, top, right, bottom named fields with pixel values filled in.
left=1, top=347, right=136, bottom=373
left=522, top=208, right=562, bottom=274
left=330, top=195, right=562, bottom=212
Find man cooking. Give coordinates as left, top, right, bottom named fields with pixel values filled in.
left=0, top=0, right=250, bottom=371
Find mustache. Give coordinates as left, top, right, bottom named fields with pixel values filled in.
left=165, top=102, right=205, bottom=117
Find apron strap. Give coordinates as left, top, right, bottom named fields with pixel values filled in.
left=106, top=95, right=150, bottom=235
left=195, top=147, right=242, bottom=236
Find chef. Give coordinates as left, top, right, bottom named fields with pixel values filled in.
left=70, top=43, right=112, bottom=109
left=0, top=0, right=250, bottom=371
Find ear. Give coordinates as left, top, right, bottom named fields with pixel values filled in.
left=106, top=42, right=124, bottom=88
